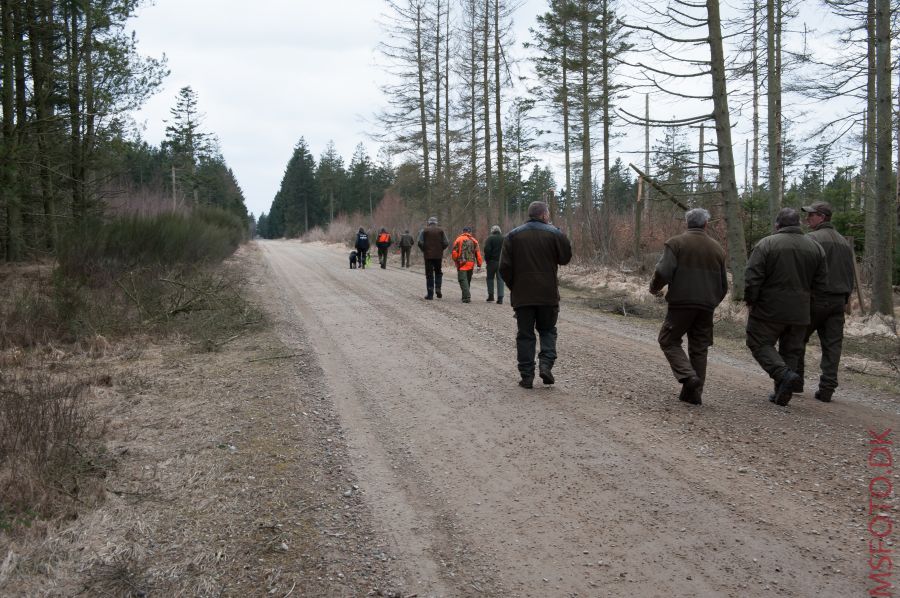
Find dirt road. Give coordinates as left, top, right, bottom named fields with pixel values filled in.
left=260, top=239, right=897, bottom=597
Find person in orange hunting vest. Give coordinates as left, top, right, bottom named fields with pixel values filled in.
left=451, top=226, right=483, bottom=303
left=375, top=228, right=393, bottom=269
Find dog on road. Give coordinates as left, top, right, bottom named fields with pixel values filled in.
left=349, top=250, right=359, bottom=269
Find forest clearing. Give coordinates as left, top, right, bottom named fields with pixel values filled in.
left=2, top=241, right=897, bottom=597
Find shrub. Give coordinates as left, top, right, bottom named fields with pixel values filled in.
left=57, top=207, right=247, bottom=282
left=0, top=371, right=104, bottom=523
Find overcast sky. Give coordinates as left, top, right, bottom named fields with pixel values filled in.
left=129, top=1, right=854, bottom=220
left=129, top=0, right=546, bottom=219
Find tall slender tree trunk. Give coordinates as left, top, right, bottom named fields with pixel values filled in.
left=494, top=0, right=505, bottom=224
left=434, top=0, right=443, bottom=188
left=1, top=0, right=22, bottom=260
left=871, top=0, right=894, bottom=315
left=483, top=0, right=492, bottom=219
left=751, top=0, right=759, bottom=195
left=415, top=3, right=432, bottom=213
left=698, top=123, right=705, bottom=189
left=28, top=0, right=57, bottom=251
left=600, top=0, right=610, bottom=205
left=444, top=2, right=450, bottom=182
left=562, top=14, right=573, bottom=228
left=469, top=2, right=478, bottom=225
left=644, top=94, right=649, bottom=216
left=579, top=1, right=592, bottom=214
left=766, top=0, right=782, bottom=224
left=708, top=0, right=747, bottom=300
left=864, top=0, right=877, bottom=266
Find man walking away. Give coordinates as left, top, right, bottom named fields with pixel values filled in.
left=500, top=201, right=573, bottom=388
left=354, top=228, right=370, bottom=269
left=649, top=208, right=728, bottom=405
left=451, top=226, right=483, bottom=303
left=483, top=225, right=505, bottom=304
left=799, top=202, right=855, bottom=402
left=417, top=217, right=449, bottom=300
left=399, top=229, right=414, bottom=268
left=376, top=227, right=393, bottom=269
left=744, top=208, right=828, bottom=406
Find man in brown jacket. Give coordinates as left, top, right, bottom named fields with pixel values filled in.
left=744, top=207, right=828, bottom=406
left=416, top=217, right=449, bottom=300
left=799, top=201, right=855, bottom=402
left=499, top=201, right=572, bottom=388
left=649, top=208, right=728, bottom=405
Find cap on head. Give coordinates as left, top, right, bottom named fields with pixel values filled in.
left=380, top=227, right=386, bottom=232
left=358, top=227, right=365, bottom=233
left=801, top=202, right=833, bottom=219
left=427, top=216, right=438, bottom=225
left=491, top=225, right=501, bottom=234
left=462, top=226, right=472, bottom=233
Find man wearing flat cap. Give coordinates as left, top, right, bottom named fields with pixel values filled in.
left=798, top=201, right=855, bottom=402
left=417, top=217, right=449, bottom=300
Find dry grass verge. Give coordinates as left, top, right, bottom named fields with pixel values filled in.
left=0, top=246, right=402, bottom=596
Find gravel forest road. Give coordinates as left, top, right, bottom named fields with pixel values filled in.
left=259, top=239, right=897, bottom=598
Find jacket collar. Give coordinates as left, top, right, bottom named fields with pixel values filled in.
left=812, top=222, right=835, bottom=231
left=776, top=225, right=803, bottom=235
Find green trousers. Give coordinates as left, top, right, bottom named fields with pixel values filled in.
left=746, top=315, right=806, bottom=383
left=798, top=295, right=846, bottom=392
left=457, top=269, right=474, bottom=301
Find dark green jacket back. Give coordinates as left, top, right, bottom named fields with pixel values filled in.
left=744, top=226, right=828, bottom=325
left=808, top=223, right=854, bottom=298
left=649, top=229, right=727, bottom=311
left=483, top=232, right=503, bottom=262
left=499, top=219, right=572, bottom=308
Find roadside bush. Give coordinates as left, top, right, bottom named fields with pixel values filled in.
left=57, top=207, right=246, bottom=283
left=0, top=371, right=105, bottom=527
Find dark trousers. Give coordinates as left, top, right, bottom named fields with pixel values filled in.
left=486, top=260, right=504, bottom=299
left=746, top=315, right=806, bottom=383
left=377, top=247, right=388, bottom=268
left=799, top=295, right=846, bottom=392
left=658, top=307, right=714, bottom=384
left=401, top=246, right=411, bottom=267
left=515, top=305, right=559, bottom=378
left=357, top=249, right=368, bottom=268
left=424, top=258, right=443, bottom=297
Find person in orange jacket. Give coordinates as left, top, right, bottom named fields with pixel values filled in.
left=451, top=226, right=483, bottom=303
left=375, top=227, right=392, bottom=269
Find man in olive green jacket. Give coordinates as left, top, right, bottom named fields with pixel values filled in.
left=798, top=202, right=855, bottom=402
left=483, top=225, right=505, bottom=304
left=744, top=208, right=828, bottom=406
left=649, top=208, right=728, bottom=405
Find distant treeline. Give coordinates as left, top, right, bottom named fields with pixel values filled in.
left=0, top=1, right=248, bottom=262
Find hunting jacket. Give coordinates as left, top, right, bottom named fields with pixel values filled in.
left=451, top=232, right=483, bottom=271
left=649, top=228, right=728, bottom=311
left=808, top=222, right=854, bottom=300
left=483, top=231, right=504, bottom=262
left=499, top=219, right=572, bottom=308
left=417, top=225, right=449, bottom=260
left=744, top=225, right=828, bottom=325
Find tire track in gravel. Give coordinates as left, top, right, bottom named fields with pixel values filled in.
left=258, top=240, right=896, bottom=598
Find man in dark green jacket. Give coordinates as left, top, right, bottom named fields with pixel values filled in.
left=649, top=208, right=727, bottom=405
left=399, top=230, right=415, bottom=268
left=799, top=202, right=855, bottom=402
left=500, top=201, right=572, bottom=388
left=744, top=207, right=828, bottom=406
left=483, top=225, right=505, bottom=304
